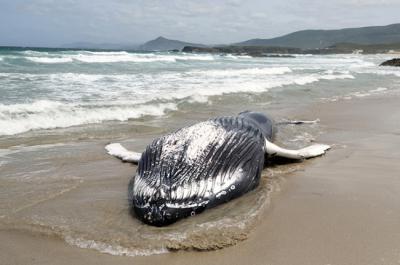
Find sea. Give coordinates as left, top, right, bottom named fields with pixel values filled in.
left=0, top=47, right=399, bottom=256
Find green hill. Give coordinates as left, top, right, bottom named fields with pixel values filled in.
left=236, top=23, right=400, bottom=49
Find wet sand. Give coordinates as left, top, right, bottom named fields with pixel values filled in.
left=2, top=94, right=400, bottom=265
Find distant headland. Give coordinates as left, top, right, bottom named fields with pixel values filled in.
left=3, top=23, right=400, bottom=55
left=138, top=23, right=400, bottom=55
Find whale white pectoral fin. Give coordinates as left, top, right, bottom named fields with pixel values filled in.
left=297, top=144, right=331, bottom=158
left=105, top=143, right=141, bottom=164
left=265, top=139, right=330, bottom=159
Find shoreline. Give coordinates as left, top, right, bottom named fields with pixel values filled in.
left=2, top=92, right=400, bottom=264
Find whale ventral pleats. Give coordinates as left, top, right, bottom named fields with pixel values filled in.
left=131, top=116, right=268, bottom=226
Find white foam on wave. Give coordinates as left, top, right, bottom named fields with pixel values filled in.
left=353, top=68, right=400, bottom=77
left=48, top=72, right=112, bottom=84
left=294, top=73, right=354, bottom=85
left=74, top=53, right=215, bottom=63
left=295, top=54, right=314, bottom=57
left=0, top=100, right=63, bottom=114
left=1, top=70, right=356, bottom=106
left=223, top=54, right=239, bottom=59
left=369, top=87, right=388, bottom=93
left=320, top=73, right=355, bottom=80
left=21, top=50, right=50, bottom=56
left=187, top=94, right=209, bottom=104
left=0, top=53, right=366, bottom=136
left=324, top=70, right=351, bottom=75
left=290, top=56, right=376, bottom=71
left=0, top=53, right=384, bottom=141
left=155, top=72, right=355, bottom=103
left=65, top=236, right=168, bottom=256
left=293, top=76, right=319, bottom=85
left=176, top=54, right=215, bottom=61
left=350, top=87, right=389, bottom=98
left=0, top=72, right=123, bottom=84
left=191, top=67, right=292, bottom=77
left=322, top=87, right=389, bottom=102
left=84, top=51, right=131, bottom=55
left=74, top=53, right=175, bottom=63
left=349, top=61, right=376, bottom=68
left=0, top=100, right=177, bottom=136
left=221, top=54, right=252, bottom=59
left=21, top=51, right=215, bottom=64
left=26, top=57, right=74, bottom=64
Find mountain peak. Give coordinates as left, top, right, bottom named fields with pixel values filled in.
left=155, top=36, right=167, bottom=41
left=138, top=37, right=206, bottom=51
left=235, top=23, right=400, bottom=49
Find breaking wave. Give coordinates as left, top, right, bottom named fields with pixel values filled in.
left=26, top=57, right=74, bottom=63
left=352, top=68, right=400, bottom=77
left=1, top=50, right=395, bottom=137
left=0, top=100, right=177, bottom=135
left=23, top=51, right=215, bottom=64
left=0, top=68, right=357, bottom=136
left=190, top=67, right=292, bottom=77
left=322, top=87, right=389, bottom=102
left=65, top=236, right=168, bottom=257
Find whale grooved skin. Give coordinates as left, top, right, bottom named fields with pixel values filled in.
left=131, top=116, right=266, bottom=226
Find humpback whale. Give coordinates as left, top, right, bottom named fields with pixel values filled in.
left=106, top=112, right=330, bottom=226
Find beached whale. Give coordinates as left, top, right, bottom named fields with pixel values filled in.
left=106, top=111, right=330, bottom=226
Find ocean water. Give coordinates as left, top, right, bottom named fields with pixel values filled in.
left=0, top=48, right=399, bottom=256
left=0, top=48, right=398, bottom=138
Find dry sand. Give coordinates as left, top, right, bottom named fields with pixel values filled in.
left=1, top=94, right=400, bottom=265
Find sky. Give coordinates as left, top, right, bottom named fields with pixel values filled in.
left=0, top=0, right=400, bottom=47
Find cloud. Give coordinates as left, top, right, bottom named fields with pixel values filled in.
left=0, top=0, right=399, bottom=46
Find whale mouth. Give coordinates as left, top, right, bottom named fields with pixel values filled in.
left=133, top=203, right=207, bottom=227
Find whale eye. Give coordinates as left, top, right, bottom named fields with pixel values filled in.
left=230, top=185, right=236, bottom=190
left=191, top=211, right=196, bottom=216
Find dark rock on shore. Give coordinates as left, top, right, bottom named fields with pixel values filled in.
left=182, top=45, right=301, bottom=57
left=183, top=43, right=400, bottom=57
left=235, top=23, right=400, bottom=49
left=182, top=46, right=219, bottom=53
left=380, top=58, right=400, bottom=66
left=263, top=54, right=296, bottom=58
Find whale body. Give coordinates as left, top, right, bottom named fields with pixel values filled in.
left=130, top=112, right=275, bottom=226
left=107, top=112, right=330, bottom=226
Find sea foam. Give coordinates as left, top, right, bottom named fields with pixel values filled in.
left=0, top=100, right=177, bottom=135
left=22, top=51, right=215, bottom=64
left=1, top=51, right=397, bottom=137
left=0, top=69, right=357, bottom=137
left=65, top=236, right=168, bottom=257
left=191, top=67, right=292, bottom=77
left=26, top=57, right=74, bottom=63
left=353, top=68, right=400, bottom=77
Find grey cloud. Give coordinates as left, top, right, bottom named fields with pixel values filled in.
left=0, top=0, right=399, bottom=47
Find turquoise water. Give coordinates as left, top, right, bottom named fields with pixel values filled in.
left=0, top=47, right=399, bottom=137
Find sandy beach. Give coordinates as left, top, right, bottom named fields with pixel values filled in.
left=1, top=91, right=400, bottom=265
left=2, top=0, right=400, bottom=263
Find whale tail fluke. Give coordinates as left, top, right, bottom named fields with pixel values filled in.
left=105, top=143, right=141, bottom=163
